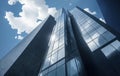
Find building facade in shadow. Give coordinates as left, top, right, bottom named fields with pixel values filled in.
left=97, top=0, right=120, bottom=33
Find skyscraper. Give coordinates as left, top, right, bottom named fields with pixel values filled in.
left=0, top=7, right=120, bottom=76
left=96, top=0, right=120, bottom=33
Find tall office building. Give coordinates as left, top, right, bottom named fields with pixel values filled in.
left=0, top=7, right=120, bottom=76
left=96, top=0, right=120, bottom=33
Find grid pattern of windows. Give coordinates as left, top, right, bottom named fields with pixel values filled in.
left=71, top=8, right=116, bottom=51
left=39, top=59, right=65, bottom=76
left=38, top=10, right=65, bottom=76
left=101, top=40, right=120, bottom=58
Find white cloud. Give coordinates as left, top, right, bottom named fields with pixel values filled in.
left=99, top=18, right=106, bottom=23
left=5, top=0, right=57, bottom=36
left=15, top=35, right=24, bottom=40
left=48, top=8, right=57, bottom=16
left=8, top=0, right=18, bottom=5
left=84, top=8, right=96, bottom=15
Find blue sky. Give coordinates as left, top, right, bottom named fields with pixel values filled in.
left=0, top=0, right=105, bottom=59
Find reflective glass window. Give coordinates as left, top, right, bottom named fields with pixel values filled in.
left=94, top=36, right=107, bottom=47
left=88, top=41, right=98, bottom=51
left=39, top=10, right=65, bottom=75
left=57, top=59, right=65, bottom=67
left=48, top=70, right=56, bottom=76
left=51, top=53, right=57, bottom=64
left=111, top=40, right=120, bottom=51
left=101, top=45, right=116, bottom=57
left=84, top=36, right=92, bottom=43
left=102, top=31, right=115, bottom=41
left=83, top=34, right=90, bottom=40
left=75, top=58, right=81, bottom=73
left=57, top=65, right=65, bottom=76
left=97, top=26, right=107, bottom=34
left=87, top=27, right=96, bottom=35
left=58, top=48, right=65, bottom=60
left=59, top=37, right=64, bottom=46
left=48, top=64, right=56, bottom=72
left=53, top=41, right=58, bottom=50
left=82, top=30, right=88, bottom=35
left=90, top=31, right=100, bottom=39
left=67, top=59, right=79, bottom=76
left=93, top=23, right=100, bottom=29
left=59, top=27, right=64, bottom=35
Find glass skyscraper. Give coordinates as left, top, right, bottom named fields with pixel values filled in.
left=0, top=7, right=120, bottom=76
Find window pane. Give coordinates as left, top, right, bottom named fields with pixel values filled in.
left=67, top=59, right=79, bottom=76
left=48, top=70, right=56, bottom=76
left=58, top=48, right=65, bottom=60
left=93, top=23, right=100, bottom=29
left=59, top=37, right=64, bottom=46
left=59, top=27, right=64, bottom=35
left=57, top=59, right=65, bottom=67
left=102, top=31, right=115, bottom=41
left=49, top=64, right=56, bottom=72
left=83, top=34, right=89, bottom=40
left=53, top=41, right=58, bottom=50
left=88, top=41, right=98, bottom=51
left=57, top=65, right=65, bottom=76
left=86, top=26, right=95, bottom=35
left=75, top=58, right=82, bottom=74
left=94, top=36, right=107, bottom=47
left=90, top=31, right=100, bottom=39
left=51, top=53, right=57, bottom=64
left=97, top=27, right=107, bottom=34
left=82, top=30, right=88, bottom=35
left=101, top=45, right=116, bottom=57
left=85, top=36, right=92, bottom=43
left=111, top=40, right=120, bottom=51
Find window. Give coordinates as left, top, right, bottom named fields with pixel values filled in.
left=53, top=41, right=58, bottom=50
left=67, top=59, right=79, bottom=76
left=49, top=64, right=56, bottom=72
left=111, top=40, right=120, bottom=51
left=97, top=26, right=107, bottom=34
left=87, top=26, right=96, bottom=35
left=88, top=41, right=98, bottom=51
left=58, top=48, right=65, bottom=60
left=94, top=36, right=107, bottom=47
left=51, top=53, right=57, bottom=64
left=84, top=36, right=92, bottom=43
left=75, top=58, right=82, bottom=74
left=101, top=45, right=116, bottom=58
left=57, top=65, right=65, bottom=76
left=93, top=23, right=100, bottom=29
left=59, top=37, right=64, bottom=46
left=48, top=70, right=56, bottom=76
left=57, top=59, right=65, bottom=67
left=102, top=31, right=115, bottom=41
left=90, top=31, right=100, bottom=39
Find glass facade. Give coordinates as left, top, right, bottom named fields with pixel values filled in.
left=38, top=10, right=66, bottom=76
left=71, top=8, right=116, bottom=52
left=38, top=7, right=120, bottom=76
left=101, top=40, right=120, bottom=58
left=38, top=9, right=84, bottom=76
